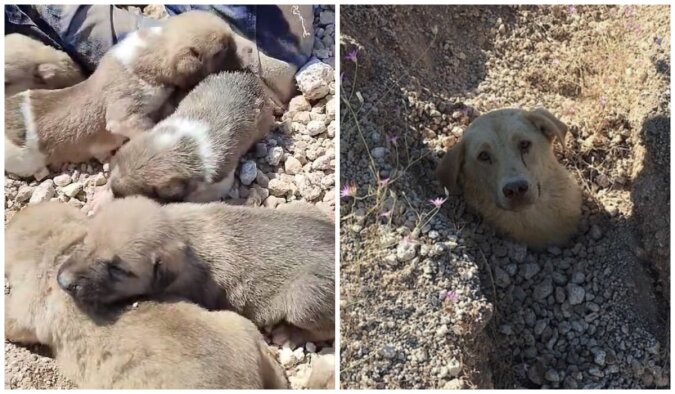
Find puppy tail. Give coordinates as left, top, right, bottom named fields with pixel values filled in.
left=259, top=342, right=289, bottom=389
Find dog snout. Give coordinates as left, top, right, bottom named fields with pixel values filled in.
left=502, top=179, right=529, bottom=199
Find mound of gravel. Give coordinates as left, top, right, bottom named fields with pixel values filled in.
left=340, top=5, right=668, bottom=389
left=4, top=5, right=335, bottom=389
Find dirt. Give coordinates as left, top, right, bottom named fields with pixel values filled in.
left=340, top=5, right=669, bottom=389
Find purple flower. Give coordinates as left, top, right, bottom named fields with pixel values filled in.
left=655, top=36, right=663, bottom=46
left=445, top=291, right=458, bottom=303
left=429, top=197, right=448, bottom=209
left=387, top=134, right=400, bottom=145
left=340, top=183, right=357, bottom=199
left=566, top=5, right=577, bottom=15
left=378, top=177, right=390, bottom=187
left=345, top=49, right=358, bottom=63
left=380, top=210, right=393, bottom=218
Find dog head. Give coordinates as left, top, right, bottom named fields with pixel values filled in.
left=436, top=108, right=568, bottom=211
left=5, top=34, right=85, bottom=96
left=135, top=11, right=235, bottom=89
left=55, top=197, right=185, bottom=309
left=109, top=130, right=202, bottom=203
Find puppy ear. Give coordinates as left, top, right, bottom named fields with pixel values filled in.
left=174, top=46, right=203, bottom=85
left=155, top=178, right=189, bottom=202
left=150, top=251, right=178, bottom=292
left=436, top=140, right=465, bottom=195
left=36, top=63, right=58, bottom=82
left=525, top=108, right=568, bottom=148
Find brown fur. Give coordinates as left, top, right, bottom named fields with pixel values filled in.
left=5, top=11, right=235, bottom=178
left=5, top=202, right=288, bottom=389
left=57, top=196, right=335, bottom=342
left=436, top=108, right=582, bottom=248
left=4, top=34, right=85, bottom=96
left=107, top=71, right=273, bottom=203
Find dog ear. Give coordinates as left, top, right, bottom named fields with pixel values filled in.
left=173, top=46, right=203, bottom=85
left=526, top=108, right=568, bottom=148
left=35, top=63, right=58, bottom=83
left=436, top=140, right=465, bottom=195
left=150, top=249, right=179, bottom=292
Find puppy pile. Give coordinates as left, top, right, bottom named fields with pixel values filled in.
left=5, top=9, right=336, bottom=390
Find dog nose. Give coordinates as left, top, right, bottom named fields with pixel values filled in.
left=503, top=180, right=529, bottom=199
left=56, top=266, right=77, bottom=293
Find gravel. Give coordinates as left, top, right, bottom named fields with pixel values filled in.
left=4, top=4, right=335, bottom=389
left=340, top=4, right=668, bottom=389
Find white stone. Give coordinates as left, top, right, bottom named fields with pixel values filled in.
left=296, top=58, right=333, bottom=101
left=285, top=156, right=303, bottom=175
left=266, top=146, right=284, bottom=166
left=29, top=180, right=55, bottom=204
left=53, top=174, right=72, bottom=187
left=306, top=120, right=327, bottom=136
left=61, top=182, right=83, bottom=198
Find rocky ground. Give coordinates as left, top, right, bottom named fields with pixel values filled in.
left=4, top=5, right=335, bottom=389
left=340, top=5, right=669, bottom=389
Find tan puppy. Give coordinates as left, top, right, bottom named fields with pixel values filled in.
left=106, top=71, right=273, bottom=203
left=5, top=11, right=235, bottom=178
left=57, top=196, right=335, bottom=342
left=5, top=34, right=85, bottom=96
left=436, top=108, right=582, bottom=248
left=5, top=202, right=288, bottom=389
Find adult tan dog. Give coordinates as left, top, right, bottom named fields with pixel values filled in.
left=5, top=11, right=235, bottom=178
left=5, top=202, right=288, bottom=389
left=56, top=196, right=335, bottom=343
left=436, top=108, right=582, bottom=248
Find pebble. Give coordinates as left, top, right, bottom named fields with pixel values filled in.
left=307, top=120, right=327, bottom=136
left=295, top=58, right=333, bottom=100
left=15, top=186, right=34, bottom=203
left=53, top=174, right=72, bottom=187
left=239, top=161, right=257, bottom=186
left=266, top=146, right=284, bottom=166
left=447, top=357, right=461, bottom=377
left=285, top=156, right=303, bottom=175
left=566, top=284, right=585, bottom=305
left=61, top=182, right=83, bottom=198
left=29, top=180, right=55, bottom=204
left=396, top=239, right=417, bottom=262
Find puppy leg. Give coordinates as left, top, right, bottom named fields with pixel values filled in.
left=105, top=99, right=155, bottom=138
left=87, top=185, right=115, bottom=216
left=185, top=169, right=236, bottom=203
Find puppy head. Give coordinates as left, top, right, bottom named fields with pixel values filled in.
left=55, top=197, right=185, bottom=310
left=5, top=34, right=85, bottom=95
left=5, top=202, right=87, bottom=341
left=109, top=131, right=202, bottom=202
left=436, top=108, right=568, bottom=211
left=149, top=11, right=235, bottom=88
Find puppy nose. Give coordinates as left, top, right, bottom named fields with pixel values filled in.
left=56, top=266, right=77, bottom=293
left=503, top=180, right=529, bottom=199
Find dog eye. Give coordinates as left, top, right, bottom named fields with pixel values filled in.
left=189, top=47, right=201, bottom=60
left=478, top=151, right=491, bottom=163
left=520, top=140, right=531, bottom=152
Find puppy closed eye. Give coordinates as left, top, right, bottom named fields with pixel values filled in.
left=519, top=140, right=531, bottom=153
left=100, top=258, right=135, bottom=280
left=478, top=151, right=491, bottom=163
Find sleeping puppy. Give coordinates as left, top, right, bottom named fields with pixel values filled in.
left=5, top=34, right=86, bottom=96
left=436, top=107, right=582, bottom=248
left=57, top=196, right=335, bottom=343
left=5, top=10, right=235, bottom=178
left=106, top=71, right=273, bottom=203
left=5, top=202, right=288, bottom=389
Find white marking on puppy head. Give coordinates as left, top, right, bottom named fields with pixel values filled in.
left=111, top=27, right=162, bottom=68
left=153, top=117, right=218, bottom=182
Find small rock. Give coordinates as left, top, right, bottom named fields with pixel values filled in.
left=239, top=161, right=257, bottom=186
left=289, top=95, right=311, bottom=112
left=296, top=58, right=333, bottom=100
left=566, top=284, right=585, bottom=305
left=590, top=224, right=602, bottom=240
left=29, top=180, right=55, bottom=204
left=285, top=156, right=303, bottom=175
left=371, top=147, right=386, bottom=159
left=447, top=357, right=462, bottom=377
left=545, top=369, right=561, bottom=383
left=16, top=186, right=34, bottom=203
left=306, top=120, right=327, bottom=136
left=319, top=10, right=335, bottom=25
left=53, top=174, right=72, bottom=187
left=380, top=345, right=396, bottom=359
left=396, top=239, right=417, bottom=262
left=93, top=173, right=107, bottom=186
left=61, top=182, right=83, bottom=198
left=266, top=146, right=284, bottom=166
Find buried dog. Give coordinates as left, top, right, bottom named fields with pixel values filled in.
left=5, top=202, right=288, bottom=389
left=5, top=11, right=235, bottom=178
left=57, top=196, right=335, bottom=343
left=436, top=108, right=582, bottom=248
left=103, top=71, right=273, bottom=204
